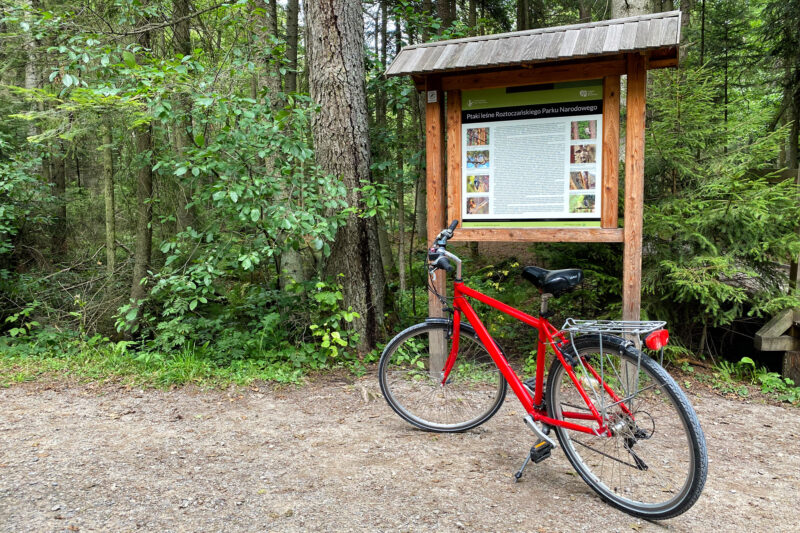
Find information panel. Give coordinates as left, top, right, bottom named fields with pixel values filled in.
left=461, top=80, right=603, bottom=227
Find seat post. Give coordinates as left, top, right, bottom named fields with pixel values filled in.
left=540, top=293, right=553, bottom=317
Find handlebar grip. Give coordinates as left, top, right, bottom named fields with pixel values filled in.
left=437, top=257, right=454, bottom=273
left=448, top=220, right=459, bottom=232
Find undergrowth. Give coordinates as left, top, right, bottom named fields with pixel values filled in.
left=0, top=328, right=382, bottom=388
left=705, top=356, right=800, bottom=404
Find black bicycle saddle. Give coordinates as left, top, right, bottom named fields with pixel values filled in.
left=521, top=266, right=583, bottom=295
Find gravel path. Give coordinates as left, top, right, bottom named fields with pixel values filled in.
left=1, top=374, right=798, bottom=532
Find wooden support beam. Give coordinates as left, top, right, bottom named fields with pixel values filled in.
left=449, top=227, right=624, bottom=243
left=647, top=57, right=679, bottom=69
left=755, top=308, right=800, bottom=351
left=601, top=76, right=620, bottom=228
left=622, top=54, right=647, bottom=321
left=426, top=78, right=447, bottom=319
left=446, top=90, right=462, bottom=230
left=440, top=57, right=627, bottom=91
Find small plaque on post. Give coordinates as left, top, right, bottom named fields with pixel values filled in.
left=427, top=90, right=438, bottom=103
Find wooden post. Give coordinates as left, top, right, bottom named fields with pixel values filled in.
left=622, top=54, right=647, bottom=321
left=446, top=90, right=462, bottom=228
left=426, top=78, right=448, bottom=374
left=426, top=78, right=447, bottom=307
left=601, top=75, right=620, bottom=228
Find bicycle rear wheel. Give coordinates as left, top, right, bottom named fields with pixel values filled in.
left=546, top=335, right=707, bottom=519
left=379, top=320, right=507, bottom=432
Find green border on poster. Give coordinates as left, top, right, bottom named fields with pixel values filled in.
left=462, top=80, right=603, bottom=111
left=462, top=220, right=602, bottom=228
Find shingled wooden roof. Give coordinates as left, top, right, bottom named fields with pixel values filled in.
left=386, top=11, right=681, bottom=78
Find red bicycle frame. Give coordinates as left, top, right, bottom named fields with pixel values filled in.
left=440, top=280, right=632, bottom=437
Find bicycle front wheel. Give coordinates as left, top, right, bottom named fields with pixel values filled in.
left=546, top=335, right=707, bottom=519
left=379, top=320, right=507, bottom=432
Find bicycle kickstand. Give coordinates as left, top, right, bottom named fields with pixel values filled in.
left=513, top=439, right=554, bottom=482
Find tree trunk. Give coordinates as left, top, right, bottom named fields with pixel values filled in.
left=396, top=25, right=407, bottom=296
left=578, top=0, right=592, bottom=23
left=50, top=149, right=66, bottom=256
left=422, top=0, right=433, bottom=36
left=278, top=0, right=306, bottom=287
left=130, top=123, right=153, bottom=309
left=610, top=0, right=651, bottom=19
left=679, top=0, right=692, bottom=62
left=437, top=0, right=453, bottom=31
left=415, top=2, right=431, bottom=243
left=700, top=0, right=706, bottom=65
left=257, top=0, right=281, bottom=105
left=517, top=0, right=529, bottom=31
left=415, top=91, right=428, bottom=241
left=129, top=28, right=155, bottom=327
left=788, top=95, right=799, bottom=292
left=102, top=124, right=115, bottom=281
left=375, top=0, right=394, bottom=278
left=468, top=0, right=477, bottom=35
left=304, top=0, right=386, bottom=353
left=173, top=0, right=196, bottom=232
left=285, top=0, right=299, bottom=93
left=274, top=0, right=308, bottom=287
left=23, top=1, right=38, bottom=141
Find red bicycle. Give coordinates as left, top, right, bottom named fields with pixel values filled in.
left=378, top=221, right=708, bottom=519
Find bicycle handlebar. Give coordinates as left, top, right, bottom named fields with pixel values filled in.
left=428, top=220, right=461, bottom=277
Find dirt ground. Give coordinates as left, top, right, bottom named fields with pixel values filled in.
left=1, top=372, right=798, bottom=532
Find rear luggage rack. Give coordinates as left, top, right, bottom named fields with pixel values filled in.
left=559, top=319, right=670, bottom=418
left=561, top=319, right=666, bottom=337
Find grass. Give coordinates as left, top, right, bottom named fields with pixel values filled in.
left=0, top=339, right=307, bottom=389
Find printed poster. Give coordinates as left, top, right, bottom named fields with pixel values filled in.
left=461, top=80, right=603, bottom=227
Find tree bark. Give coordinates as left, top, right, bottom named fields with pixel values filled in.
left=437, top=0, right=453, bottom=31
left=678, top=0, right=692, bottom=62
left=23, top=1, right=38, bottom=141
left=102, top=124, right=116, bottom=280
left=130, top=123, right=153, bottom=307
left=173, top=0, right=196, bottom=232
left=50, top=149, right=67, bottom=257
left=285, top=0, right=299, bottom=93
left=788, top=94, right=800, bottom=292
left=517, top=0, right=530, bottom=31
left=414, top=2, right=431, bottom=243
left=129, top=28, right=155, bottom=326
left=278, top=0, right=306, bottom=287
left=468, top=0, right=477, bottom=35
left=304, top=0, right=386, bottom=353
left=395, top=24, right=407, bottom=296
left=578, top=0, right=592, bottom=23
left=375, top=0, right=395, bottom=278
left=610, top=0, right=651, bottom=20
left=415, top=91, right=428, bottom=241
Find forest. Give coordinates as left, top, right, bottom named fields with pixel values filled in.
left=1, top=0, right=799, bottom=391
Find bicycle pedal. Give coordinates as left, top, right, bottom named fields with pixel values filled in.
left=530, top=440, right=553, bottom=464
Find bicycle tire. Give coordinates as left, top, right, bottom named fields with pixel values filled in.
left=379, top=319, right=507, bottom=432
left=545, top=335, right=707, bottom=519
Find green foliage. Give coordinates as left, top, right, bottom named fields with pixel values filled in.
left=643, top=67, right=800, bottom=337
left=711, top=356, right=800, bottom=404
left=2, top=0, right=800, bottom=387
left=0, top=329, right=306, bottom=387
left=0, top=134, right=53, bottom=276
